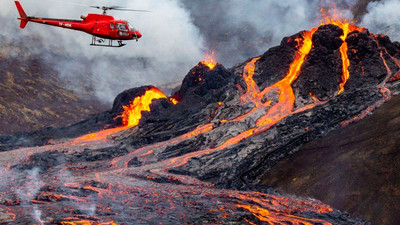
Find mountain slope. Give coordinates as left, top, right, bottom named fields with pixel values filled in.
left=0, top=35, right=107, bottom=135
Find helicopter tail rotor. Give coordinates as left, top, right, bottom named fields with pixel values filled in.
left=15, top=1, right=29, bottom=29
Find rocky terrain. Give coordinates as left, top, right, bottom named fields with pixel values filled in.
left=0, top=21, right=399, bottom=224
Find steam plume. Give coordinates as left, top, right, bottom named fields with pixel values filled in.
left=361, top=0, right=400, bottom=41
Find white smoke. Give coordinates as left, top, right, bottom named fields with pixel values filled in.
left=54, top=161, right=99, bottom=217
left=14, top=167, right=45, bottom=224
left=0, top=166, right=14, bottom=196
left=223, top=1, right=315, bottom=43
left=180, top=0, right=361, bottom=67
left=361, top=0, right=400, bottom=41
left=15, top=168, right=43, bottom=202
left=33, top=205, right=44, bottom=225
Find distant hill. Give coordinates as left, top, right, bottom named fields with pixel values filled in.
left=0, top=34, right=108, bottom=135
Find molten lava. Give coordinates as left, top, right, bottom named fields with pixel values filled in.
left=201, top=51, right=217, bottom=70
left=169, top=97, right=179, bottom=105
left=73, top=88, right=169, bottom=144
left=390, top=74, right=400, bottom=82
left=334, top=22, right=362, bottom=94
left=60, top=221, right=116, bottom=225
left=121, top=88, right=167, bottom=127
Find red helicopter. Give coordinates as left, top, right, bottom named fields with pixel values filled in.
left=14, top=1, right=147, bottom=47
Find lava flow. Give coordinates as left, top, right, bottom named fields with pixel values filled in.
left=120, top=88, right=167, bottom=127
left=73, top=87, right=169, bottom=144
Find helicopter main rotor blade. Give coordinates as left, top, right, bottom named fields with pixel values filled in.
left=111, top=8, right=151, bottom=12
left=90, top=5, right=150, bottom=12
left=47, top=0, right=93, bottom=7
left=45, top=0, right=151, bottom=12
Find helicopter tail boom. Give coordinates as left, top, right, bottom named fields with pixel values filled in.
left=15, top=1, right=29, bottom=28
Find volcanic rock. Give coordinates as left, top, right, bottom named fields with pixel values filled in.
left=172, top=63, right=233, bottom=103
left=293, top=25, right=344, bottom=104
left=346, top=30, right=391, bottom=89
left=312, top=24, right=344, bottom=50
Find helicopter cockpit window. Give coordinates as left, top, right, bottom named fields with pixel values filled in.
left=116, top=23, right=128, bottom=31
left=110, top=23, right=114, bottom=30
left=127, top=23, right=136, bottom=32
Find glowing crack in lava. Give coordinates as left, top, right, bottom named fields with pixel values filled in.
left=201, top=51, right=217, bottom=70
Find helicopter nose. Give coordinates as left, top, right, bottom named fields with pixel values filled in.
left=134, top=31, right=142, bottom=39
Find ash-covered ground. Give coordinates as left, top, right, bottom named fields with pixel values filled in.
left=1, top=22, right=399, bottom=224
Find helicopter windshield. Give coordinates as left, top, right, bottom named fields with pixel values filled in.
left=127, top=22, right=136, bottom=32
left=116, top=23, right=128, bottom=31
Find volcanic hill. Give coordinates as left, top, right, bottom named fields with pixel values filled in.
left=0, top=21, right=400, bottom=224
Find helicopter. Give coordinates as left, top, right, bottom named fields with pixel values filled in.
left=14, top=1, right=147, bottom=47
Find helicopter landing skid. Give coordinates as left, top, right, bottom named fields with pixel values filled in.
left=90, top=36, right=125, bottom=47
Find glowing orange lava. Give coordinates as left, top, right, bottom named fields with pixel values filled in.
left=121, top=88, right=167, bottom=127
left=201, top=51, right=217, bottom=70
left=255, top=28, right=317, bottom=129
left=237, top=204, right=332, bottom=225
left=390, top=74, right=400, bottom=82
left=73, top=88, right=169, bottom=144
left=60, top=220, right=117, bottom=225
left=72, top=127, right=128, bottom=144
left=169, top=97, right=179, bottom=105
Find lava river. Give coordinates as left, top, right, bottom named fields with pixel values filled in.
left=1, top=20, right=397, bottom=224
